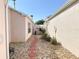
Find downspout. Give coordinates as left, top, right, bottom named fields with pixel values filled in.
left=4, top=0, right=9, bottom=59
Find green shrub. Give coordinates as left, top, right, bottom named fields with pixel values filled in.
left=41, top=33, right=47, bottom=39
left=40, top=30, right=61, bottom=45
left=41, top=33, right=51, bottom=42
left=40, top=29, right=46, bottom=34
left=51, top=37, right=61, bottom=45
left=45, top=36, right=51, bottom=42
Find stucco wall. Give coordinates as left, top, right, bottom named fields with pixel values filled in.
left=25, top=16, right=33, bottom=41
left=9, top=9, right=26, bottom=42
left=8, top=8, right=33, bottom=42
left=0, top=0, right=9, bottom=59
left=47, top=2, right=79, bottom=57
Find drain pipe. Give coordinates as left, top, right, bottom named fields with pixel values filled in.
left=4, top=0, right=9, bottom=59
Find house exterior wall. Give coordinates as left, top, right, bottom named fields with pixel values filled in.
left=8, top=8, right=33, bottom=42
left=8, top=8, right=11, bottom=42
left=47, top=2, right=79, bottom=57
left=9, top=8, right=26, bottom=42
left=0, top=0, right=9, bottom=59
left=25, top=16, right=33, bottom=41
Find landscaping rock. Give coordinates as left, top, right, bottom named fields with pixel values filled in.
left=9, top=35, right=78, bottom=59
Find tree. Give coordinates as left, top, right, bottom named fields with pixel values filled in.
left=30, top=15, right=33, bottom=18
left=35, top=20, right=45, bottom=25
left=12, top=0, right=16, bottom=8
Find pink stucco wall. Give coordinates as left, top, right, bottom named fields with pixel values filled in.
left=8, top=8, right=33, bottom=42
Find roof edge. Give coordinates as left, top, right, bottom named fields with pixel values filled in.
left=47, top=0, right=78, bottom=21
left=8, top=6, right=34, bottom=23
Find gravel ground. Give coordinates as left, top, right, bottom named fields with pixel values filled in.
left=9, top=35, right=79, bottom=59
left=54, top=46, right=79, bottom=59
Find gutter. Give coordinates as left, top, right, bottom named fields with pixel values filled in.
left=5, top=0, right=9, bottom=59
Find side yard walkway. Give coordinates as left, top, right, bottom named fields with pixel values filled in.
left=10, top=35, right=79, bottom=59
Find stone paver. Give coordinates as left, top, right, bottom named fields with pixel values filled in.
left=28, top=36, right=38, bottom=59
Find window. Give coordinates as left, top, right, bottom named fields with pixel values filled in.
left=28, top=23, right=31, bottom=33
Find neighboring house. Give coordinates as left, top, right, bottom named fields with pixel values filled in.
left=0, top=0, right=9, bottom=59
left=34, top=24, right=45, bottom=34
left=45, top=0, right=79, bottom=57
left=8, top=7, right=34, bottom=42
left=35, top=25, right=45, bottom=30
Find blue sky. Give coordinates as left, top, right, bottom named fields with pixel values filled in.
left=8, top=0, right=67, bottom=22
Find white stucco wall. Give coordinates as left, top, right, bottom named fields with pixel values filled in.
left=25, top=16, right=33, bottom=41
left=47, top=2, right=79, bottom=57
left=0, top=0, right=9, bottom=59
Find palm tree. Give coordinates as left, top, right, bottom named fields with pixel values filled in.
left=12, top=0, right=16, bottom=8
left=30, top=15, right=33, bottom=18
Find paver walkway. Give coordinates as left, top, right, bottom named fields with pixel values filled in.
left=10, top=35, right=58, bottom=59
left=28, top=36, right=38, bottom=59
left=10, top=35, right=79, bottom=59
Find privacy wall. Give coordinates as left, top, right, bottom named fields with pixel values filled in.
left=47, top=2, right=79, bottom=57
